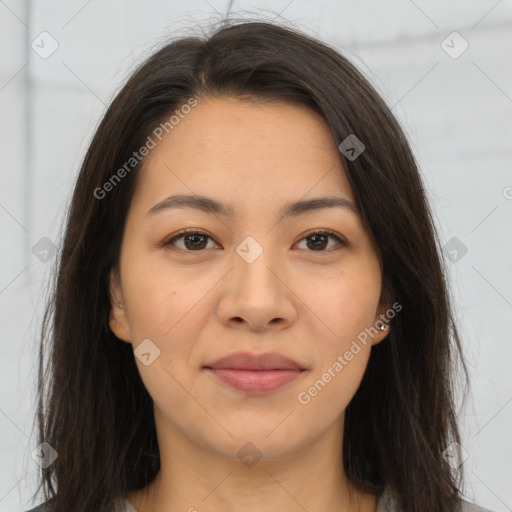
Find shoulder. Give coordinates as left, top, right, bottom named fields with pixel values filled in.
left=25, top=503, right=54, bottom=512
left=377, top=489, right=494, bottom=512
left=25, top=498, right=132, bottom=512
left=460, top=498, right=495, bottom=512
left=27, top=495, right=493, bottom=512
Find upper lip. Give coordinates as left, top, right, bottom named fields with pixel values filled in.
left=204, top=351, right=305, bottom=371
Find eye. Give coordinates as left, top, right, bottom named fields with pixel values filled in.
left=161, top=229, right=219, bottom=251
left=160, top=229, right=346, bottom=252
left=295, top=230, right=346, bottom=252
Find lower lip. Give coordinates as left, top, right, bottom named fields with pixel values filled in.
left=205, top=368, right=303, bottom=394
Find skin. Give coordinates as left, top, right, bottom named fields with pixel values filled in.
left=109, top=96, right=391, bottom=512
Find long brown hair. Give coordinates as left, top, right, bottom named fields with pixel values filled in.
left=32, top=19, right=470, bottom=512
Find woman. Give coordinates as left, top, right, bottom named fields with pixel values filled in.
left=27, top=20, right=492, bottom=512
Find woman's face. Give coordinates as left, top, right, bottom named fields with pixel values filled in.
left=109, top=96, right=390, bottom=461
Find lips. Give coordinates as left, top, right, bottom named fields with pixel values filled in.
left=203, top=351, right=306, bottom=394
left=204, top=351, right=304, bottom=371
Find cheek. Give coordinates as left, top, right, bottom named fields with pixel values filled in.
left=302, top=263, right=381, bottom=347
left=123, top=262, right=218, bottom=387
left=122, top=256, right=205, bottom=339
left=300, top=260, right=380, bottom=412
left=298, top=279, right=376, bottom=417
left=300, top=347, right=371, bottom=426
left=126, top=273, right=208, bottom=414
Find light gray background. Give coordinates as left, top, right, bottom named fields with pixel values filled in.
left=1, top=1, right=511, bottom=511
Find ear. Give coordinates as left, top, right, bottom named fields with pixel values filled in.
left=108, top=269, right=131, bottom=343
left=371, top=286, right=394, bottom=346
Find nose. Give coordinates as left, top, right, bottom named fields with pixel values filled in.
left=216, top=240, right=298, bottom=332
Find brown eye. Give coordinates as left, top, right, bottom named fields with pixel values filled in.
left=295, top=231, right=345, bottom=252
left=163, top=230, right=219, bottom=251
left=161, top=229, right=345, bottom=253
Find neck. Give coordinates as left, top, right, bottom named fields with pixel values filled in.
left=128, top=412, right=377, bottom=512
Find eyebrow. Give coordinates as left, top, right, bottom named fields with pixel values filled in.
left=146, top=194, right=359, bottom=219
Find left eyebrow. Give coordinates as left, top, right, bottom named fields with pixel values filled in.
left=146, top=194, right=359, bottom=219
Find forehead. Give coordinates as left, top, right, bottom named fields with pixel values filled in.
left=162, top=95, right=339, bottom=155
left=133, top=96, right=355, bottom=211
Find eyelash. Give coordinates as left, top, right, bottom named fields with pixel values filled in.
left=160, top=228, right=346, bottom=253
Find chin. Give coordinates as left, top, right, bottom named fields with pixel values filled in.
left=207, top=423, right=304, bottom=461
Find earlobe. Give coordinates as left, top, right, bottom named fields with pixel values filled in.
left=370, top=321, right=391, bottom=347
left=371, top=289, right=393, bottom=346
left=108, top=269, right=131, bottom=343
left=109, top=310, right=131, bottom=343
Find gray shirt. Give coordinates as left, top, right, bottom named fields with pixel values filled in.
left=118, top=488, right=493, bottom=512
left=25, top=488, right=493, bottom=511
left=374, top=487, right=493, bottom=512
